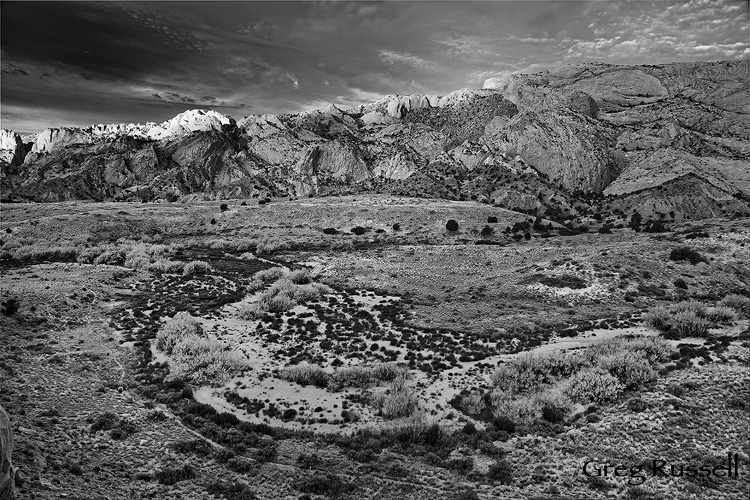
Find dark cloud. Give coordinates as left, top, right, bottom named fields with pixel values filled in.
left=1, top=1, right=747, bottom=133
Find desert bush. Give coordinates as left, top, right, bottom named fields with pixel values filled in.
left=674, top=278, right=688, bottom=289
left=704, top=306, right=737, bottom=324
left=170, top=337, right=245, bottom=386
left=155, top=464, right=196, bottom=485
left=669, top=247, right=708, bottom=265
left=565, top=367, right=624, bottom=403
left=535, top=389, right=572, bottom=421
left=491, top=353, right=548, bottom=393
left=586, top=336, right=673, bottom=364
left=156, top=312, right=204, bottom=354
left=183, top=260, right=212, bottom=276
left=491, top=351, right=585, bottom=393
left=254, top=267, right=287, bottom=283
left=255, top=236, right=288, bottom=254
left=147, top=257, right=184, bottom=274
left=329, top=240, right=355, bottom=251
left=487, top=459, right=514, bottom=485
left=279, top=364, right=328, bottom=388
left=328, top=363, right=407, bottom=390
left=446, top=220, right=459, bottom=232
left=292, top=284, right=325, bottom=302
left=670, top=311, right=710, bottom=337
left=288, top=269, right=313, bottom=284
left=12, top=244, right=78, bottom=261
left=626, top=397, right=649, bottom=412
left=265, top=291, right=297, bottom=312
left=458, top=392, right=486, bottom=416
left=236, top=302, right=267, bottom=320
left=643, top=307, right=672, bottom=332
left=204, top=480, right=257, bottom=500
left=670, top=300, right=707, bottom=317
left=490, top=390, right=540, bottom=425
left=372, top=375, right=418, bottom=419
left=596, top=355, right=657, bottom=389
left=718, top=293, right=750, bottom=317
left=453, top=489, right=480, bottom=500
left=0, top=298, right=19, bottom=316
left=293, top=473, right=355, bottom=497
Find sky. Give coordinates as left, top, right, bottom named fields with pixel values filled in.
left=1, top=0, right=748, bottom=134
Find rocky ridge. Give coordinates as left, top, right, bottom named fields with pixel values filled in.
left=1, top=60, right=748, bottom=223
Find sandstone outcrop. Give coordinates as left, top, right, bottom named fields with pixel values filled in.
left=2, top=61, right=748, bottom=223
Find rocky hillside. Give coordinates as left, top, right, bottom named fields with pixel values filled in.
left=1, top=60, right=748, bottom=223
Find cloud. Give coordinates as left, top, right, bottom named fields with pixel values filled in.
left=379, top=50, right=432, bottom=69
left=1, top=0, right=747, bottom=133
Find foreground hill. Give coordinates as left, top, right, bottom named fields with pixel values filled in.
left=1, top=60, right=748, bottom=223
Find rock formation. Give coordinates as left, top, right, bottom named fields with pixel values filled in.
left=1, top=60, right=748, bottom=222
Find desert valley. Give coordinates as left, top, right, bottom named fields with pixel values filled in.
left=1, top=56, right=749, bottom=500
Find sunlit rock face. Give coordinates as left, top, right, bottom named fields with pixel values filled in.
left=3, top=61, right=748, bottom=221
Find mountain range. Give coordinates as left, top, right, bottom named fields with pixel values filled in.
left=2, top=60, right=748, bottom=224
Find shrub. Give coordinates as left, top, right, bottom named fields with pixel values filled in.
left=626, top=397, right=649, bottom=412
left=183, top=260, right=212, bottom=276
left=351, top=226, right=366, bottom=235
left=220, top=203, right=228, bottom=212
left=490, top=352, right=584, bottom=393
left=718, top=294, right=750, bottom=317
left=279, top=364, right=328, bottom=387
left=566, top=367, right=624, bottom=403
left=669, top=247, right=708, bottom=265
left=643, top=307, right=671, bottom=332
left=453, top=489, right=480, bottom=500
left=254, top=267, right=287, bottom=283
left=673, top=278, right=688, bottom=289
left=670, top=311, right=710, bottom=337
left=536, top=389, right=572, bottom=422
left=487, top=459, right=514, bottom=485
left=323, top=227, right=338, bottom=235
left=596, top=355, right=657, bottom=389
left=155, top=464, right=196, bottom=485
left=147, top=257, right=184, bottom=274
left=480, top=225, right=494, bottom=236
left=704, top=306, right=736, bottom=324
left=170, top=337, right=245, bottom=386
left=293, top=473, right=354, bottom=496
left=156, top=312, right=204, bottom=354
left=492, top=415, right=516, bottom=433
left=446, top=220, right=459, bottom=232
left=205, top=480, right=257, bottom=500
left=663, top=297, right=698, bottom=317
left=0, top=298, right=19, bottom=316
left=288, top=269, right=313, bottom=284
left=237, top=302, right=267, bottom=320
left=372, top=375, right=418, bottom=419
left=488, top=216, right=498, bottom=223
left=458, top=392, right=486, bottom=416
left=490, top=390, right=540, bottom=425
left=392, top=223, right=401, bottom=231
left=587, top=335, right=673, bottom=364
left=541, top=404, right=566, bottom=423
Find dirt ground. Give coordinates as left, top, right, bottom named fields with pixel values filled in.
left=1, top=196, right=749, bottom=499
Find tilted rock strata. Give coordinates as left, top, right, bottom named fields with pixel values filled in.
left=2, top=61, right=748, bottom=222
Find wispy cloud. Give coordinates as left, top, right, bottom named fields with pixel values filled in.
left=379, top=50, right=432, bottom=69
